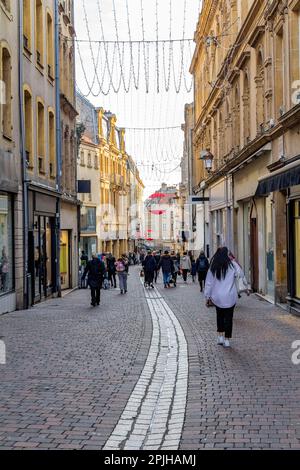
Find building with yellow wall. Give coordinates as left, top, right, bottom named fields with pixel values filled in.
left=77, top=93, right=144, bottom=259
left=190, top=0, right=300, bottom=310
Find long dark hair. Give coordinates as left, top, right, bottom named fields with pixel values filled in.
left=210, top=247, right=233, bottom=280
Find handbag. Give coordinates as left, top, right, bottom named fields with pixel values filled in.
left=140, top=269, right=144, bottom=278
left=235, top=269, right=249, bottom=294
left=206, top=298, right=215, bottom=308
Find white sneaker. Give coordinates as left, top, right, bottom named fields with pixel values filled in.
left=217, top=335, right=224, bottom=345
left=223, top=339, right=230, bottom=348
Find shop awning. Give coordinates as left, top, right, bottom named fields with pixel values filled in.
left=255, top=160, right=300, bottom=196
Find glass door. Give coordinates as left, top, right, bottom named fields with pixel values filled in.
left=265, top=195, right=275, bottom=299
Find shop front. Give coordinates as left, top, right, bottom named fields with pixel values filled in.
left=287, top=185, right=300, bottom=314
left=28, top=190, right=58, bottom=305
left=0, top=192, right=14, bottom=305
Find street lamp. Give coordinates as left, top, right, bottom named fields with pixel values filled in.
left=200, top=150, right=214, bottom=173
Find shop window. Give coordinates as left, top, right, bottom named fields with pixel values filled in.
left=46, top=11, right=54, bottom=79
left=1, top=46, right=12, bottom=139
left=48, top=110, right=55, bottom=178
left=294, top=202, right=300, bottom=299
left=0, top=193, right=14, bottom=295
left=81, top=207, right=96, bottom=233
left=37, top=99, right=45, bottom=173
left=24, top=87, right=33, bottom=168
left=35, top=0, right=44, bottom=67
left=23, top=0, right=32, bottom=52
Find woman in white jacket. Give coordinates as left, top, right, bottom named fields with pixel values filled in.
left=180, top=252, right=192, bottom=282
left=204, top=247, right=249, bottom=348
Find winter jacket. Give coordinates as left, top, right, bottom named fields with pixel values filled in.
left=171, top=256, right=180, bottom=273
left=204, top=261, right=247, bottom=309
left=107, top=256, right=116, bottom=273
left=180, top=255, right=192, bottom=271
left=82, top=259, right=106, bottom=288
left=159, top=255, right=174, bottom=274
left=143, top=255, right=157, bottom=273
left=196, top=255, right=209, bottom=272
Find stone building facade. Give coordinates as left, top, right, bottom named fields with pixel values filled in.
left=59, top=0, right=79, bottom=291
left=0, top=0, right=23, bottom=313
left=190, top=0, right=300, bottom=309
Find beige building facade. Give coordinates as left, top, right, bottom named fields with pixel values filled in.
left=191, top=0, right=300, bottom=309
left=59, top=0, right=79, bottom=291
left=0, top=0, right=23, bottom=313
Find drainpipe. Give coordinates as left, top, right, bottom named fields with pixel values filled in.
left=55, top=0, right=62, bottom=297
left=19, top=0, right=29, bottom=309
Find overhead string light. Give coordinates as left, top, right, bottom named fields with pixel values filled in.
left=75, top=0, right=196, bottom=96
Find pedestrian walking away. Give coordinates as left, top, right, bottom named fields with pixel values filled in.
left=115, top=255, right=129, bottom=294
left=82, top=253, right=106, bottom=307
left=142, top=251, right=156, bottom=288
left=180, top=252, right=191, bottom=283
left=196, top=250, right=210, bottom=292
left=153, top=251, right=161, bottom=283
left=159, top=250, right=174, bottom=288
left=106, top=253, right=117, bottom=288
left=204, top=246, right=249, bottom=348
left=191, top=257, right=197, bottom=283
left=170, top=251, right=180, bottom=287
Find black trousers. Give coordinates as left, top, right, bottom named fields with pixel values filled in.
left=108, top=272, right=116, bottom=287
left=90, top=287, right=101, bottom=305
left=216, top=305, right=235, bottom=338
left=145, top=271, right=154, bottom=285
left=182, top=269, right=188, bottom=281
left=154, top=269, right=159, bottom=283
left=198, top=271, right=207, bottom=291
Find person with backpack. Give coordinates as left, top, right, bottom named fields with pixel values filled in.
left=115, top=256, right=129, bottom=294
left=142, top=251, right=157, bottom=288
left=180, top=252, right=192, bottom=283
left=204, top=246, right=249, bottom=348
left=159, top=250, right=174, bottom=288
left=82, top=253, right=106, bottom=307
left=196, top=250, right=210, bottom=292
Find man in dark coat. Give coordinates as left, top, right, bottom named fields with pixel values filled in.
left=159, top=251, right=174, bottom=288
left=142, top=251, right=157, bottom=288
left=82, top=253, right=106, bottom=306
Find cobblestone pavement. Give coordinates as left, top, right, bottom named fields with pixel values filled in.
left=1, top=267, right=300, bottom=450
left=155, top=273, right=300, bottom=450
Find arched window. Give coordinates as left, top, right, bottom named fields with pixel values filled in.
left=233, top=84, right=240, bottom=150
left=243, top=70, right=250, bottom=144
left=24, top=86, right=33, bottom=168
left=1, top=46, right=12, bottom=139
left=37, top=99, right=45, bottom=173
left=48, top=109, right=55, bottom=178
left=94, top=154, right=98, bottom=169
left=23, top=0, right=32, bottom=52
left=256, top=48, right=265, bottom=132
left=47, top=11, right=54, bottom=79
left=35, top=0, right=44, bottom=66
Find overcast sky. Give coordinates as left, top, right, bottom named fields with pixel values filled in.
left=75, top=0, right=202, bottom=197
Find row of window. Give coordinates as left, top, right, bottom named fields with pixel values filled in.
left=24, top=85, right=56, bottom=177
left=23, top=0, right=55, bottom=79
left=80, top=151, right=98, bottom=170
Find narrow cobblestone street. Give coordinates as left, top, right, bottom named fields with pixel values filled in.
left=1, top=267, right=300, bottom=450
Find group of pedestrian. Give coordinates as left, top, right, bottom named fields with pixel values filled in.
left=80, top=251, right=132, bottom=306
